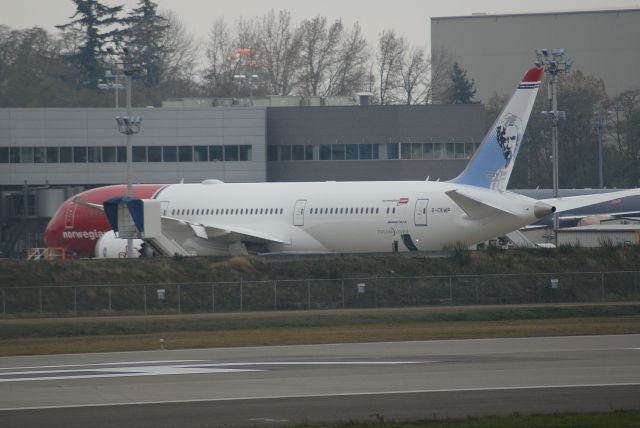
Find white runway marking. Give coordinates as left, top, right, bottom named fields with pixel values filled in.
left=0, top=360, right=425, bottom=383
left=0, top=360, right=208, bottom=371
left=2, top=383, right=640, bottom=412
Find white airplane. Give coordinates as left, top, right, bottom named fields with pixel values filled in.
left=45, top=66, right=640, bottom=257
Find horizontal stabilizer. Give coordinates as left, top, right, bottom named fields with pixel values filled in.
left=446, top=189, right=517, bottom=219
left=541, top=189, right=640, bottom=213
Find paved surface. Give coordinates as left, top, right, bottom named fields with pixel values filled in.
left=1, top=335, right=639, bottom=427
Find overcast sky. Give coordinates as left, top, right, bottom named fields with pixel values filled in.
left=4, top=0, right=639, bottom=49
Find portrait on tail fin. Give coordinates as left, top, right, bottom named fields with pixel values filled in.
left=496, top=113, right=521, bottom=168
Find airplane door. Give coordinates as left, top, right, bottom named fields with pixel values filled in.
left=64, top=204, right=77, bottom=229
left=414, top=199, right=429, bottom=226
left=293, top=199, right=307, bottom=226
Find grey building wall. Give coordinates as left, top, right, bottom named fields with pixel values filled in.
left=0, top=107, right=267, bottom=186
left=267, top=104, right=483, bottom=182
left=431, top=8, right=640, bottom=102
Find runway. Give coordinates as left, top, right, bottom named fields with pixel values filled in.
left=1, top=335, right=639, bottom=427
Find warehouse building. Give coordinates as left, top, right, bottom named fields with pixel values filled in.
left=431, top=8, right=640, bottom=102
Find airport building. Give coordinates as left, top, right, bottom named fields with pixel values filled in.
left=0, top=101, right=484, bottom=256
left=431, top=8, right=640, bottom=102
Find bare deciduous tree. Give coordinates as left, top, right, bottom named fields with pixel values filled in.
left=156, top=10, right=199, bottom=87
left=326, top=22, right=369, bottom=97
left=376, top=29, right=405, bottom=105
left=202, top=17, right=235, bottom=96
left=399, top=45, right=428, bottom=104
left=254, top=10, right=302, bottom=96
left=427, top=47, right=454, bottom=104
left=297, top=16, right=343, bottom=96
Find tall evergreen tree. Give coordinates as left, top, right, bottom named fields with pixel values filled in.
left=57, top=0, right=125, bottom=86
left=123, top=0, right=168, bottom=86
left=446, top=62, right=476, bottom=104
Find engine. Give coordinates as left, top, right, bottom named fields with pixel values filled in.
left=95, top=230, right=143, bottom=258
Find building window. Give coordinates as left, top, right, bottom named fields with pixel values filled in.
left=278, top=145, right=291, bottom=161
left=87, top=147, right=101, bottom=163
left=148, top=146, right=162, bottom=162
left=305, top=145, right=314, bottom=160
left=19, top=147, right=33, bottom=163
left=60, top=147, right=72, bottom=163
left=0, top=147, right=8, bottom=163
left=292, top=144, right=305, bottom=160
left=387, top=143, right=399, bottom=160
left=194, top=145, right=208, bottom=161
left=133, top=146, right=147, bottom=162
left=400, top=143, right=412, bottom=160
left=239, top=145, right=252, bottom=161
left=465, top=143, right=476, bottom=159
left=346, top=144, right=358, bottom=160
left=47, top=147, right=59, bottom=163
left=209, top=145, right=223, bottom=161
left=179, top=146, right=193, bottom=162
left=446, top=143, right=456, bottom=159
left=224, top=145, right=239, bottom=161
left=117, top=146, right=127, bottom=162
left=34, top=147, right=46, bottom=163
left=73, top=146, right=87, bottom=163
left=359, top=144, right=372, bottom=160
left=331, top=144, right=345, bottom=160
left=319, top=144, right=331, bottom=160
left=163, top=146, right=177, bottom=162
left=267, top=145, right=277, bottom=161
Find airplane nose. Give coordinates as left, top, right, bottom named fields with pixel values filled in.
left=534, top=201, right=555, bottom=219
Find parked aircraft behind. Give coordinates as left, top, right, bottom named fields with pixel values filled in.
left=44, top=67, right=640, bottom=257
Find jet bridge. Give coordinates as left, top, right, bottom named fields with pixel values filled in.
left=103, top=196, right=191, bottom=257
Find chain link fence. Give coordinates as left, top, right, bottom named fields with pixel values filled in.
left=2, top=271, right=640, bottom=318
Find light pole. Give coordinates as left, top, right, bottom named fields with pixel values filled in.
left=233, top=74, right=259, bottom=105
left=115, top=70, right=142, bottom=258
left=98, top=70, right=125, bottom=108
left=535, top=48, right=571, bottom=247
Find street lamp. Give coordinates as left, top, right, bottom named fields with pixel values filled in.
left=97, top=70, right=125, bottom=108
left=535, top=48, right=572, bottom=247
left=233, top=74, right=259, bottom=105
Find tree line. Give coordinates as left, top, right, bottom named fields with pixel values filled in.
left=0, top=0, right=475, bottom=108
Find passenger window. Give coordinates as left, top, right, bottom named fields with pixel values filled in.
left=376, top=208, right=379, bottom=214
left=392, top=208, right=396, bottom=214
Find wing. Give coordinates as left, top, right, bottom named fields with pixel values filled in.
left=161, top=216, right=288, bottom=244
left=540, top=189, right=640, bottom=213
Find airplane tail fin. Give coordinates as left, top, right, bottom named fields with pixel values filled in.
left=450, top=67, right=544, bottom=191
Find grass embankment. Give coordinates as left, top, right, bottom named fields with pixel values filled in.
left=1, top=304, right=639, bottom=356
left=1, top=246, right=640, bottom=287
left=292, top=410, right=640, bottom=428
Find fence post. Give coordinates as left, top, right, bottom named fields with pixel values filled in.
left=108, top=287, right=112, bottom=314
left=475, top=282, right=479, bottom=304
left=307, top=280, right=311, bottom=310
left=2, top=288, right=5, bottom=319
left=449, top=276, right=453, bottom=305
left=177, top=284, right=182, bottom=313
left=601, top=272, right=605, bottom=302
left=73, top=287, right=77, bottom=316
left=144, top=286, right=147, bottom=315
left=341, top=279, right=345, bottom=309
left=39, top=287, right=42, bottom=316
left=211, top=283, right=215, bottom=313
left=240, top=280, right=243, bottom=312
left=273, top=280, right=277, bottom=311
